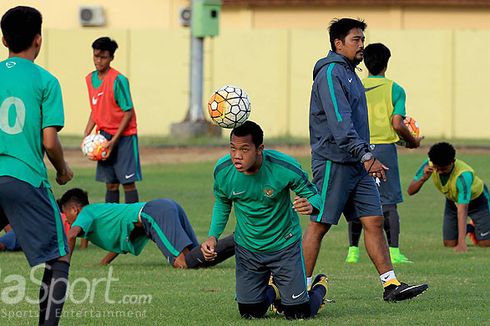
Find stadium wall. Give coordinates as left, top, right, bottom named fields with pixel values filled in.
left=1, top=1, right=490, bottom=139
left=18, top=28, right=490, bottom=139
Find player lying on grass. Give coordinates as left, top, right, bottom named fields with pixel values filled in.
left=201, top=121, right=328, bottom=320
left=62, top=188, right=235, bottom=268
left=408, top=142, right=490, bottom=252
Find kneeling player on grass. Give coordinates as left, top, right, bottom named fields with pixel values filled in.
left=201, top=121, right=328, bottom=320
left=63, top=188, right=234, bottom=268
left=408, top=142, right=490, bottom=252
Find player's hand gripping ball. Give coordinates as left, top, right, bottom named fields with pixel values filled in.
left=207, top=85, right=251, bottom=129
left=82, top=134, right=109, bottom=161
left=396, top=116, right=420, bottom=147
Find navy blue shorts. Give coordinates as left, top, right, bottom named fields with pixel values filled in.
left=443, top=186, right=490, bottom=241
left=140, top=199, right=199, bottom=265
left=0, top=177, right=68, bottom=266
left=310, top=159, right=382, bottom=225
left=372, top=144, right=403, bottom=205
left=96, top=130, right=142, bottom=184
left=235, top=239, right=309, bottom=306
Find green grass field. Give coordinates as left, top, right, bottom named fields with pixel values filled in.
left=1, top=150, right=490, bottom=325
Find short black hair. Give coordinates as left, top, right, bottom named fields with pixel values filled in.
left=230, top=121, right=263, bottom=148
left=59, top=188, right=89, bottom=208
left=428, top=142, right=456, bottom=166
left=1, top=6, right=42, bottom=53
left=92, top=37, right=118, bottom=56
left=364, top=43, right=391, bottom=75
left=329, top=18, right=367, bottom=51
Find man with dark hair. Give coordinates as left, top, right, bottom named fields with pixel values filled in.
left=83, top=36, right=141, bottom=206
left=201, top=121, right=328, bottom=320
left=345, top=43, right=423, bottom=264
left=408, top=142, right=490, bottom=252
left=0, top=6, right=73, bottom=325
left=304, top=18, right=427, bottom=301
left=63, top=188, right=235, bottom=269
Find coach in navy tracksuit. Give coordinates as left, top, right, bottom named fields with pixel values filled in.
left=302, top=18, right=428, bottom=302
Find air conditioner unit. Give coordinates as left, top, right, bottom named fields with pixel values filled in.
left=79, top=6, right=106, bottom=27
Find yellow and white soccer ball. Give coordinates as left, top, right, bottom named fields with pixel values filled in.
left=207, top=85, right=251, bottom=129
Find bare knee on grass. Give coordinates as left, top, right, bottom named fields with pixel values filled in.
left=444, top=240, right=457, bottom=247
left=477, top=240, right=490, bottom=247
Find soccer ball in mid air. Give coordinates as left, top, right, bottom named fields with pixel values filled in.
left=207, top=85, right=251, bottom=129
left=81, top=134, right=108, bottom=161
left=397, top=116, right=420, bottom=147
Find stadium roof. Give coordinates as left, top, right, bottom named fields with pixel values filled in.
left=223, top=0, right=490, bottom=7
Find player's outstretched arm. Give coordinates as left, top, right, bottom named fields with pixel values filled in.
left=43, top=127, right=73, bottom=185
left=201, top=236, right=218, bottom=261
left=407, top=164, right=433, bottom=195
left=100, top=252, right=119, bottom=265
left=67, top=226, right=82, bottom=259
left=454, top=204, right=469, bottom=253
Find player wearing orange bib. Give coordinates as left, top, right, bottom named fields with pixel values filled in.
left=83, top=37, right=142, bottom=208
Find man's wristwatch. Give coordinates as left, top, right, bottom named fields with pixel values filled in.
left=360, top=152, right=374, bottom=163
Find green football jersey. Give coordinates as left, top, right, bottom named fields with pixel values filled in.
left=0, top=57, right=64, bottom=188
left=72, top=202, right=149, bottom=255
left=209, top=149, right=322, bottom=252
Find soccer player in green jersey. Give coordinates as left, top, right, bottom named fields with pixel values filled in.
left=0, top=6, right=73, bottom=325
left=201, top=121, right=328, bottom=320
left=408, top=142, right=490, bottom=252
left=62, top=189, right=234, bottom=269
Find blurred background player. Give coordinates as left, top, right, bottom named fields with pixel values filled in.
left=345, top=43, right=423, bottom=264
left=83, top=37, right=141, bottom=205
left=0, top=6, right=73, bottom=325
left=201, top=121, right=328, bottom=320
left=0, top=225, right=21, bottom=252
left=408, top=142, right=490, bottom=252
left=304, top=18, right=427, bottom=302
left=0, top=213, right=70, bottom=252
left=63, top=188, right=234, bottom=268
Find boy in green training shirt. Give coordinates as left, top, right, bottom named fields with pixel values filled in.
left=62, top=189, right=234, bottom=268
left=201, top=121, right=328, bottom=320
left=0, top=6, right=73, bottom=325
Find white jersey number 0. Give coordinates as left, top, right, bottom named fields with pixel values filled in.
left=0, top=97, right=26, bottom=135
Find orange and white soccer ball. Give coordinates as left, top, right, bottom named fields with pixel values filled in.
left=207, top=85, right=251, bottom=129
left=81, top=134, right=108, bottom=161
left=397, top=116, right=420, bottom=147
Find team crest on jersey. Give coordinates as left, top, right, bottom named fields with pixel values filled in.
left=263, top=187, right=274, bottom=198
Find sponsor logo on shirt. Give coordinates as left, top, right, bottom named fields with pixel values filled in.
left=364, top=84, right=383, bottom=92
left=5, top=61, right=16, bottom=69
left=91, top=92, right=104, bottom=105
